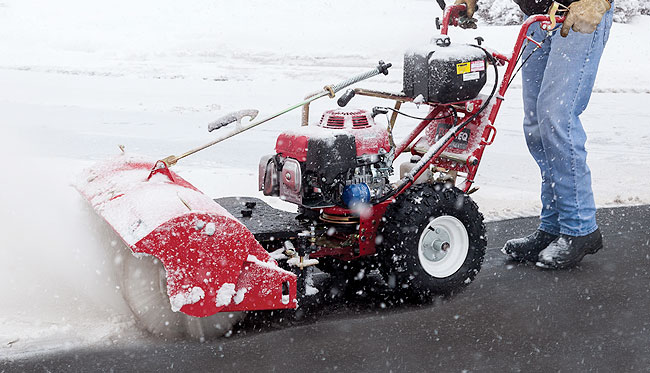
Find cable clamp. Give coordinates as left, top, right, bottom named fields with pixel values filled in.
left=323, top=85, right=336, bottom=98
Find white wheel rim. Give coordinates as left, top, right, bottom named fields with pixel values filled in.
left=417, top=215, right=469, bottom=278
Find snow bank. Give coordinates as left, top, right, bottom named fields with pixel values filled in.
left=0, top=0, right=436, bottom=78
left=476, top=0, right=650, bottom=25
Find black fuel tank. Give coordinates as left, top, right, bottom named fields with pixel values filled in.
left=404, top=36, right=487, bottom=104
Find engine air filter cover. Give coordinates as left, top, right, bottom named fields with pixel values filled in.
left=318, top=109, right=374, bottom=129
left=403, top=37, right=487, bottom=104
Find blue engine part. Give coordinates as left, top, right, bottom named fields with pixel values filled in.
left=342, top=183, right=371, bottom=208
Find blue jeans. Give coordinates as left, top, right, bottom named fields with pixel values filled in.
left=521, top=10, right=613, bottom=237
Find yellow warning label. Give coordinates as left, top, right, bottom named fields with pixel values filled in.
left=456, top=62, right=471, bottom=75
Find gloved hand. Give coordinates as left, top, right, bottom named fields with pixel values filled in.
left=454, top=0, right=477, bottom=18
left=560, top=0, right=611, bottom=37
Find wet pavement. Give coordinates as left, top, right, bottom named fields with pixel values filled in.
left=4, top=205, right=649, bottom=372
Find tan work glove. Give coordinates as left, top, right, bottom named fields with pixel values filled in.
left=560, top=0, right=611, bottom=37
left=454, top=0, right=477, bottom=18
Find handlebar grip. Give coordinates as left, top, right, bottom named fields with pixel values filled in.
left=330, top=60, right=392, bottom=93
left=337, top=89, right=356, bottom=107
left=207, top=109, right=259, bottom=132
left=377, top=60, right=392, bottom=75
left=208, top=114, right=237, bottom=132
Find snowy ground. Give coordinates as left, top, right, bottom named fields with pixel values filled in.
left=1, top=0, right=649, bottom=360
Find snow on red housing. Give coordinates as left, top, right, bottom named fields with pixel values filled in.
left=275, top=109, right=390, bottom=161
left=75, top=155, right=297, bottom=318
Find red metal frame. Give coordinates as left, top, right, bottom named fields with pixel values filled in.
left=311, top=9, right=565, bottom=261
left=397, top=10, right=566, bottom=194
left=394, top=106, right=445, bottom=155
left=440, top=5, right=467, bottom=35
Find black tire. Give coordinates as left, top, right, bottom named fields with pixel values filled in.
left=120, top=252, right=244, bottom=340
left=378, top=183, right=486, bottom=296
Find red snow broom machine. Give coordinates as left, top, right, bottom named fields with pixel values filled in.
left=76, top=3, right=565, bottom=338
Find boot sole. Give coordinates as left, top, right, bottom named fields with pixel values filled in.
left=501, top=247, right=540, bottom=263
left=501, top=232, right=559, bottom=264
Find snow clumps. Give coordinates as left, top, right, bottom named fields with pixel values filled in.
left=215, top=283, right=237, bottom=307
left=170, top=286, right=205, bottom=312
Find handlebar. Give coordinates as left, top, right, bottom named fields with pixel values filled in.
left=439, top=4, right=565, bottom=36
left=329, top=60, right=391, bottom=94
left=439, top=4, right=469, bottom=35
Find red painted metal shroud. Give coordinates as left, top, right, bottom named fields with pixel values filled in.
left=275, top=111, right=391, bottom=162
left=75, top=154, right=297, bottom=317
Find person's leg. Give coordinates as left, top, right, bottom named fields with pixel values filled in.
left=520, top=24, right=560, bottom=235
left=535, top=10, right=612, bottom=237
left=502, top=24, right=560, bottom=262
left=535, top=9, right=613, bottom=268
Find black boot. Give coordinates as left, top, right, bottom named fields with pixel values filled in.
left=501, top=230, right=558, bottom=262
left=536, top=229, right=603, bottom=269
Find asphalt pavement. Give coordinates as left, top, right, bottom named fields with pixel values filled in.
left=3, top=205, right=649, bottom=372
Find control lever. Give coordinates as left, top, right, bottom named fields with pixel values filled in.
left=372, top=107, right=389, bottom=118
left=207, top=109, right=259, bottom=132
left=337, top=89, right=356, bottom=107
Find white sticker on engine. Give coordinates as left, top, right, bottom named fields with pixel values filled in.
left=463, top=72, right=480, bottom=81
left=471, top=60, right=486, bottom=72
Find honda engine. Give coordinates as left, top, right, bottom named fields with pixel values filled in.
left=259, top=109, right=393, bottom=208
